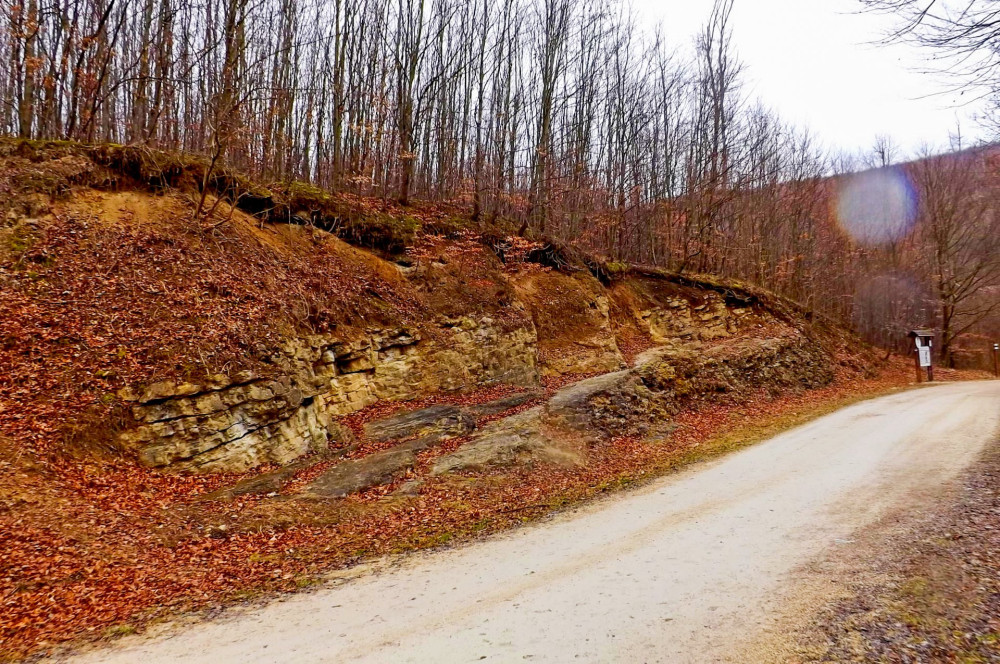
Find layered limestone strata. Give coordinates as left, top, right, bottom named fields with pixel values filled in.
left=121, top=316, right=539, bottom=472
left=640, top=291, right=750, bottom=342
left=118, top=274, right=786, bottom=474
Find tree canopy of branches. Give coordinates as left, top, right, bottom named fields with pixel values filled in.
left=0, top=0, right=822, bottom=253
left=0, top=0, right=996, bottom=362
left=911, top=149, right=1000, bottom=363
left=852, top=0, right=1000, bottom=364
left=858, top=1, right=1000, bottom=109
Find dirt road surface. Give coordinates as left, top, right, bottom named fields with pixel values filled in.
left=61, top=381, right=1000, bottom=664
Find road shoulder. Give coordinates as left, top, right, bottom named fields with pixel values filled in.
left=739, top=432, right=1000, bottom=662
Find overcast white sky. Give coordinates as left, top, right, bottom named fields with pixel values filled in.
left=633, top=0, right=989, bottom=160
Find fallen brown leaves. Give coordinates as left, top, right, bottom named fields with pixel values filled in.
left=0, top=158, right=977, bottom=661
left=0, top=196, right=421, bottom=460
left=0, top=351, right=925, bottom=661
left=0, top=184, right=425, bottom=658
left=615, top=330, right=657, bottom=366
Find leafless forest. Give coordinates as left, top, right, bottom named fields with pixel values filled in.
left=1, top=0, right=997, bottom=364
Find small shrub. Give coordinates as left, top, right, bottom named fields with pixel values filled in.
left=6, top=225, right=36, bottom=255
left=605, top=261, right=629, bottom=276
left=104, top=624, right=136, bottom=639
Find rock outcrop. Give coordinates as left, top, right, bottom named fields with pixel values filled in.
left=307, top=441, right=431, bottom=498
left=432, top=332, right=830, bottom=475
left=117, top=260, right=829, bottom=475
left=122, top=316, right=538, bottom=472
left=640, top=291, right=748, bottom=342
left=122, top=374, right=342, bottom=473
left=431, top=409, right=582, bottom=475
left=363, top=404, right=475, bottom=443
left=219, top=329, right=829, bottom=495
left=308, top=394, right=540, bottom=496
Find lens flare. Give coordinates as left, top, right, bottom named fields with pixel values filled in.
left=835, top=168, right=917, bottom=244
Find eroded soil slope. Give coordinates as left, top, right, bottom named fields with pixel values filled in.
left=0, top=141, right=922, bottom=660
left=60, top=382, right=1000, bottom=664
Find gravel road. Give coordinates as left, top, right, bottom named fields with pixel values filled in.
left=63, top=381, right=1000, bottom=664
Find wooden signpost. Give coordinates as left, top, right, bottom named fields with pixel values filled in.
left=908, top=329, right=934, bottom=383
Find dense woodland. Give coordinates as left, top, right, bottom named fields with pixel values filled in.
left=1, top=0, right=998, bottom=364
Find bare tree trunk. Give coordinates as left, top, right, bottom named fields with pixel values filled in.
left=17, top=0, right=38, bottom=138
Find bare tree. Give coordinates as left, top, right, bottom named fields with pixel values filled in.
left=858, top=0, right=1000, bottom=92
left=866, top=133, right=901, bottom=168
left=910, top=148, right=1000, bottom=365
left=526, top=0, right=572, bottom=234
left=7, top=0, right=993, bottom=357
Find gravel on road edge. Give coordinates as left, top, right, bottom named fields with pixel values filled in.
left=794, top=436, right=1000, bottom=663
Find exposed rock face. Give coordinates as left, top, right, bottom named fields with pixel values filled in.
left=574, top=333, right=831, bottom=440
left=364, top=405, right=475, bottom=442
left=432, top=333, right=831, bottom=474
left=431, top=409, right=583, bottom=475
left=123, top=375, right=343, bottom=473
left=312, top=392, right=550, bottom=496
left=295, top=331, right=831, bottom=489
left=635, top=335, right=833, bottom=399
left=123, top=316, right=539, bottom=472
left=308, top=445, right=421, bottom=498
left=118, top=267, right=829, bottom=475
left=464, top=391, right=542, bottom=418
left=640, top=291, right=747, bottom=342
left=282, top=319, right=538, bottom=418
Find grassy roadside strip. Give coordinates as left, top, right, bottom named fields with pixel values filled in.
left=362, top=368, right=931, bottom=555
left=589, top=375, right=929, bottom=498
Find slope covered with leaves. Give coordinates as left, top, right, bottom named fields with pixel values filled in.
left=0, top=141, right=948, bottom=661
